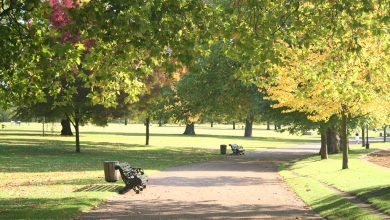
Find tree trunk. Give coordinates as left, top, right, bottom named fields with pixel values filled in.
left=361, top=126, right=365, bottom=147
left=341, top=114, right=348, bottom=169
left=244, top=118, right=253, bottom=137
left=233, top=121, right=236, bottom=130
left=327, top=127, right=340, bottom=154
left=366, top=126, right=369, bottom=149
left=61, top=119, right=73, bottom=136
left=145, top=117, right=150, bottom=145
left=42, top=117, right=45, bottom=137
left=211, top=121, right=213, bottom=127
left=124, top=118, right=128, bottom=125
left=274, top=123, right=277, bottom=130
left=158, top=116, right=162, bottom=127
left=339, top=126, right=349, bottom=152
left=384, top=125, right=387, bottom=142
left=267, top=120, right=270, bottom=130
left=183, top=123, right=195, bottom=135
left=75, top=117, right=80, bottom=153
left=320, top=129, right=328, bottom=160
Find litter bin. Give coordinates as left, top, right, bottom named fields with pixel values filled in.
left=104, top=161, right=119, bottom=182
left=220, top=144, right=227, bottom=155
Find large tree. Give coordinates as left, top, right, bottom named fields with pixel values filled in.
left=211, top=0, right=389, bottom=169
left=1, top=0, right=213, bottom=152
left=171, top=42, right=265, bottom=137
left=265, top=1, right=389, bottom=169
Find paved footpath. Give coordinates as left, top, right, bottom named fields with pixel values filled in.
left=82, top=144, right=323, bottom=220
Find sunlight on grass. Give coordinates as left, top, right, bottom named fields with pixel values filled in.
left=281, top=142, right=390, bottom=219
left=0, top=122, right=319, bottom=219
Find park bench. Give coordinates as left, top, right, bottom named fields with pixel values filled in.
left=115, top=162, right=148, bottom=194
left=229, top=144, right=245, bottom=155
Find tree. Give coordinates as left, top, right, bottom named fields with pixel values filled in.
left=265, top=1, right=389, bottom=168
left=169, top=42, right=265, bottom=137
left=1, top=0, right=213, bottom=151
left=213, top=0, right=389, bottom=169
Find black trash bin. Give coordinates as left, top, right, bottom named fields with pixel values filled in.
left=220, top=144, right=227, bottom=155
left=104, top=161, right=119, bottom=182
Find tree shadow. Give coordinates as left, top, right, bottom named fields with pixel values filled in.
left=82, top=199, right=321, bottom=219
left=149, top=175, right=280, bottom=187
left=310, top=193, right=378, bottom=219
left=352, top=186, right=390, bottom=215
left=0, top=138, right=217, bottom=173
left=79, top=131, right=319, bottom=144
left=0, top=197, right=102, bottom=219
left=0, top=129, right=318, bottom=144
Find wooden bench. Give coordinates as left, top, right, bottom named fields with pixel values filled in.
left=115, top=162, right=148, bottom=194
left=229, top=144, right=245, bottom=155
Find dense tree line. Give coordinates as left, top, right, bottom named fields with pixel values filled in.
left=1, top=0, right=389, bottom=168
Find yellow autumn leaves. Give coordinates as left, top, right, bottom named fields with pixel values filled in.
left=266, top=34, right=389, bottom=124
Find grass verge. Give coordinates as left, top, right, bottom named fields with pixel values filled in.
left=280, top=143, right=390, bottom=220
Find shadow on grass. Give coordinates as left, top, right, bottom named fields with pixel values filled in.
left=0, top=131, right=62, bottom=137
left=0, top=197, right=103, bottom=219
left=1, top=129, right=318, bottom=144
left=74, top=185, right=122, bottom=192
left=311, top=193, right=381, bottom=220
left=0, top=138, right=218, bottom=173
left=82, top=131, right=319, bottom=143
left=353, top=186, right=390, bottom=215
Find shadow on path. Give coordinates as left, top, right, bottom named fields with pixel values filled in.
left=81, top=144, right=323, bottom=219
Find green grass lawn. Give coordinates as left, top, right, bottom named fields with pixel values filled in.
left=280, top=142, right=390, bottom=220
left=0, top=122, right=319, bottom=219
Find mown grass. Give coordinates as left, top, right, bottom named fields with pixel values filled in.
left=0, top=122, right=319, bottom=219
left=280, top=142, right=390, bottom=220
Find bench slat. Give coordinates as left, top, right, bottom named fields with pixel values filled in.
left=115, top=162, right=148, bottom=194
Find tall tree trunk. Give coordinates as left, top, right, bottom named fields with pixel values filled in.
left=211, top=121, right=213, bottom=127
left=145, top=117, right=150, bottom=145
left=384, top=125, right=387, bottom=142
left=61, top=119, right=73, bottom=136
left=75, top=117, right=80, bottom=153
left=124, top=118, right=128, bottom=125
left=183, top=123, right=195, bottom=135
left=361, top=126, right=365, bottom=147
left=267, top=120, right=270, bottom=130
left=158, top=116, right=162, bottom=127
left=42, top=117, right=45, bottom=137
left=339, top=126, right=349, bottom=151
left=341, top=114, right=348, bottom=169
left=320, top=129, right=328, bottom=160
left=244, top=117, right=253, bottom=137
left=366, top=126, right=369, bottom=149
left=327, top=126, right=340, bottom=154
left=233, top=121, right=236, bottom=130
left=274, top=123, right=277, bottom=130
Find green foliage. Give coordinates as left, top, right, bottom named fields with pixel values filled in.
left=0, top=108, right=12, bottom=122
left=163, top=42, right=266, bottom=125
